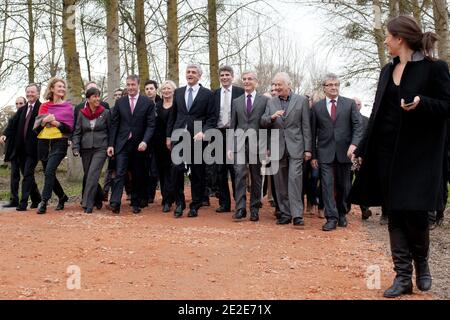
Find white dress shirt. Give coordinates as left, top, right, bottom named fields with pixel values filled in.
left=245, top=90, right=256, bottom=106
left=129, top=94, right=139, bottom=112
left=218, top=85, right=233, bottom=128
left=185, top=83, right=200, bottom=108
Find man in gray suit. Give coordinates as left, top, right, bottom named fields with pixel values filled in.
left=311, top=73, right=363, bottom=231
left=227, top=71, right=269, bottom=222
left=261, top=72, right=312, bottom=226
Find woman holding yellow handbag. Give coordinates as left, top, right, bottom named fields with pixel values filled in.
left=33, top=78, right=74, bottom=214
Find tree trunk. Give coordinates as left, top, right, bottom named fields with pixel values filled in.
left=49, top=0, right=58, bottom=78
left=80, top=13, right=91, bottom=82
left=27, top=0, right=35, bottom=83
left=167, top=0, right=179, bottom=85
left=412, top=0, right=422, bottom=28
left=135, top=0, right=149, bottom=91
left=373, top=0, right=387, bottom=68
left=208, top=0, right=219, bottom=90
left=62, top=0, right=83, bottom=182
left=433, top=0, right=449, bottom=64
left=106, top=0, right=120, bottom=105
left=388, top=0, right=399, bottom=18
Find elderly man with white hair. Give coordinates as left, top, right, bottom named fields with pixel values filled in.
left=261, top=72, right=312, bottom=226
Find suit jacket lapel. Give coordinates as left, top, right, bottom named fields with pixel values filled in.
left=179, top=87, right=188, bottom=112
left=284, top=94, right=298, bottom=118
left=336, top=96, right=343, bottom=122
left=321, top=99, right=332, bottom=122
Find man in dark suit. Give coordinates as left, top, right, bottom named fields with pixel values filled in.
left=143, top=79, right=162, bottom=206
left=311, top=73, right=363, bottom=231
left=0, top=85, right=42, bottom=210
left=167, top=64, right=216, bottom=218
left=214, top=65, right=245, bottom=213
left=227, top=70, right=269, bottom=222
left=107, top=75, right=156, bottom=214
left=1, top=97, right=26, bottom=207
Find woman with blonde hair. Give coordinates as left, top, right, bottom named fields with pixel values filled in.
left=34, top=77, right=74, bottom=214
left=155, top=80, right=177, bottom=212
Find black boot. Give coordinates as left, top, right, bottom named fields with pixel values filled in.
left=37, top=201, right=47, bottom=214
left=408, top=212, right=432, bottom=292
left=384, top=215, right=414, bottom=298
left=56, top=194, right=68, bottom=211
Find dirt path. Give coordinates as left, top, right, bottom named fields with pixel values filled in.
left=0, top=191, right=434, bottom=300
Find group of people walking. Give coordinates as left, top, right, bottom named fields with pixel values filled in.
left=1, top=15, right=449, bottom=299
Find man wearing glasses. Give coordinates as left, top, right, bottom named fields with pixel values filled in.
left=311, top=74, right=363, bottom=231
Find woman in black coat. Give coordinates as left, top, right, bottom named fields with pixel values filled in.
left=154, top=80, right=176, bottom=212
left=351, top=15, right=450, bottom=298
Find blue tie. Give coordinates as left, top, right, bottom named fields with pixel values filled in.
left=187, top=87, right=194, bottom=111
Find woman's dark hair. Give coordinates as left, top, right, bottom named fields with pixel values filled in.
left=387, top=15, right=438, bottom=59
left=85, top=87, right=101, bottom=99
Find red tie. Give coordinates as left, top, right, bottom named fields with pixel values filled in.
left=130, top=96, right=136, bottom=114
left=330, top=99, right=337, bottom=123
left=23, top=105, right=33, bottom=138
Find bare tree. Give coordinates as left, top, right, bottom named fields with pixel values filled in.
left=208, top=0, right=220, bottom=90
left=167, top=0, right=179, bottom=85
left=433, top=0, right=449, bottom=64
left=106, top=0, right=121, bottom=105
left=135, top=0, right=149, bottom=90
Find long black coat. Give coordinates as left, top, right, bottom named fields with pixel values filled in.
left=351, top=54, right=450, bottom=211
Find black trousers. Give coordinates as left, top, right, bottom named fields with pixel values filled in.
left=15, top=153, right=41, bottom=206
left=155, top=141, right=174, bottom=206
left=172, top=140, right=206, bottom=210
left=217, top=128, right=235, bottom=209
left=38, top=139, right=67, bottom=201
left=9, top=157, right=21, bottom=204
left=110, top=140, right=147, bottom=207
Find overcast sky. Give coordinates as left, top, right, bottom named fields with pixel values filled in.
left=0, top=1, right=376, bottom=116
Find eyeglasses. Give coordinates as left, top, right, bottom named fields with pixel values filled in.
left=324, top=83, right=340, bottom=87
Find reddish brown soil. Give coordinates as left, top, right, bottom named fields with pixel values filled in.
left=0, top=189, right=433, bottom=300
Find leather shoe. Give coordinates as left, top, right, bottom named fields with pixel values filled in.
left=361, top=209, right=372, bottom=220
left=322, top=220, right=337, bottom=231
left=95, top=201, right=103, bottom=210
left=383, top=277, right=413, bottom=298
left=16, top=204, right=28, bottom=211
left=338, top=216, right=348, bottom=227
left=233, top=208, right=247, bottom=220
left=216, top=206, right=231, bottom=213
left=250, top=211, right=259, bottom=222
left=30, top=202, right=40, bottom=209
left=274, top=210, right=282, bottom=220
left=174, top=205, right=183, bottom=218
left=293, top=217, right=305, bottom=226
left=37, top=201, right=47, bottom=214
left=188, top=208, right=198, bottom=218
left=108, top=203, right=120, bottom=214
left=55, top=195, right=69, bottom=211
left=3, top=201, right=19, bottom=208
left=85, top=208, right=93, bottom=214
left=162, top=203, right=171, bottom=213
left=133, top=206, right=141, bottom=214
left=277, top=216, right=292, bottom=225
